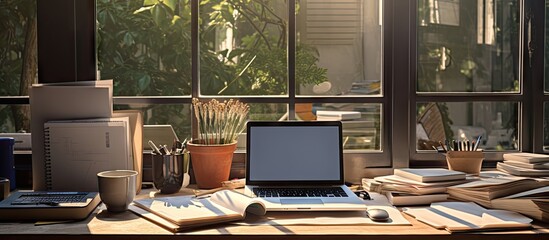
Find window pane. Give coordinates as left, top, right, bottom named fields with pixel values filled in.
left=417, top=0, right=519, bottom=93
left=0, top=0, right=37, bottom=97
left=199, top=1, right=288, bottom=96
left=97, top=1, right=191, bottom=96
left=416, top=102, right=518, bottom=151
left=0, top=105, right=30, bottom=133
left=296, top=0, right=382, bottom=96
left=296, top=103, right=382, bottom=151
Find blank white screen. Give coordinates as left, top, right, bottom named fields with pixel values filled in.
left=248, top=125, right=341, bottom=181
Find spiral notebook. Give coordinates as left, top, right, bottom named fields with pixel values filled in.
left=44, top=117, right=133, bottom=192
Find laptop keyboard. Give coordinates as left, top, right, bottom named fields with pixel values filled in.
left=252, top=187, right=348, bottom=198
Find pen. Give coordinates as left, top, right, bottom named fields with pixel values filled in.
left=473, top=136, right=482, bottom=151
left=148, top=140, right=162, bottom=155
left=438, top=141, right=447, bottom=152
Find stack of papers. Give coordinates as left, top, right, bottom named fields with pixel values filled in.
left=447, top=173, right=544, bottom=207
left=403, top=202, right=532, bottom=233
left=498, top=153, right=549, bottom=177
left=364, top=168, right=470, bottom=206
left=491, top=186, right=549, bottom=222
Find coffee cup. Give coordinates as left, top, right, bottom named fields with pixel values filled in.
left=97, top=170, right=138, bottom=212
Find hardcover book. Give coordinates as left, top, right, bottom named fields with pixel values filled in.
left=394, top=168, right=466, bottom=183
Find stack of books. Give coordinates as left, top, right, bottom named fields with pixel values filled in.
left=491, top=186, right=549, bottom=222
left=363, top=168, right=469, bottom=206
left=497, top=153, right=549, bottom=177
left=447, top=171, right=549, bottom=222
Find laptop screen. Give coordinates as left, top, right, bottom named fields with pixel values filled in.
left=246, top=121, right=344, bottom=185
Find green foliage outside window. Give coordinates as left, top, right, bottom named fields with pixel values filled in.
left=97, top=0, right=328, bottom=138
left=97, top=0, right=327, bottom=96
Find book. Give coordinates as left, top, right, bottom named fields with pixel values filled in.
left=364, top=178, right=450, bottom=195
left=393, top=168, right=466, bottom=183
left=315, top=110, right=361, bottom=121
left=447, top=175, right=544, bottom=207
left=131, top=190, right=266, bottom=232
left=503, top=160, right=549, bottom=170
left=373, top=175, right=472, bottom=188
left=44, top=117, right=133, bottom=192
left=503, top=153, right=549, bottom=164
left=403, top=202, right=532, bottom=233
left=113, top=110, right=144, bottom=193
left=491, top=186, right=549, bottom=222
left=30, top=80, right=113, bottom=190
left=385, top=192, right=448, bottom=206
left=497, top=162, right=549, bottom=177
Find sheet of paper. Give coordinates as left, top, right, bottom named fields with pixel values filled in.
left=235, top=193, right=410, bottom=226
left=403, top=202, right=532, bottom=232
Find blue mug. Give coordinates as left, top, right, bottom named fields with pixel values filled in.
left=0, top=137, right=15, bottom=190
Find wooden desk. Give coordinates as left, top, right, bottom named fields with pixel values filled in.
left=1, top=188, right=548, bottom=240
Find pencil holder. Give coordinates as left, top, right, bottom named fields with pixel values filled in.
left=152, top=153, right=190, bottom=194
left=445, top=151, right=484, bottom=175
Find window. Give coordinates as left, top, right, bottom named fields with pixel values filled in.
left=0, top=0, right=37, bottom=133
left=1, top=0, right=547, bottom=182
left=414, top=0, right=520, bottom=163
left=96, top=0, right=390, bottom=182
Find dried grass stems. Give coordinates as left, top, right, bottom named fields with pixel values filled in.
left=192, top=98, right=249, bottom=145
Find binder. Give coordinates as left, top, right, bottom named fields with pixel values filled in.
left=44, top=117, right=132, bottom=192
left=30, top=80, right=113, bottom=190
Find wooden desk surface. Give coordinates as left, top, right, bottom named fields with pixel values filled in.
left=1, top=187, right=548, bottom=240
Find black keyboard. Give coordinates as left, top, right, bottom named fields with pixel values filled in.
left=252, top=187, right=348, bottom=198
left=11, top=192, right=89, bottom=206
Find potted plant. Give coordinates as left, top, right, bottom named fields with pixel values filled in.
left=187, top=98, right=249, bottom=189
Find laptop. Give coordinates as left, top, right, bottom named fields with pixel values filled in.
left=245, top=121, right=367, bottom=211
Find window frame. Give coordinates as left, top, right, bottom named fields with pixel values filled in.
left=3, top=0, right=548, bottom=181
left=408, top=0, right=547, bottom=165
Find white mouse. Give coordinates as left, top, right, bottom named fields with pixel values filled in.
left=367, top=208, right=389, bottom=222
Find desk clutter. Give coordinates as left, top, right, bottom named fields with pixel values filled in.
left=129, top=190, right=411, bottom=232
left=363, top=160, right=549, bottom=226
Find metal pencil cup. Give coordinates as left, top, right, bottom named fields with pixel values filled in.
left=152, top=153, right=190, bottom=194
left=446, top=151, right=484, bottom=175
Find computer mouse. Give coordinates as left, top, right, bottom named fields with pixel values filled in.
left=367, top=208, right=389, bottom=222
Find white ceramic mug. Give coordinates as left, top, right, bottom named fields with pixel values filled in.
left=97, top=170, right=138, bottom=212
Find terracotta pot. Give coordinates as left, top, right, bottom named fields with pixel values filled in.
left=187, top=141, right=237, bottom=189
